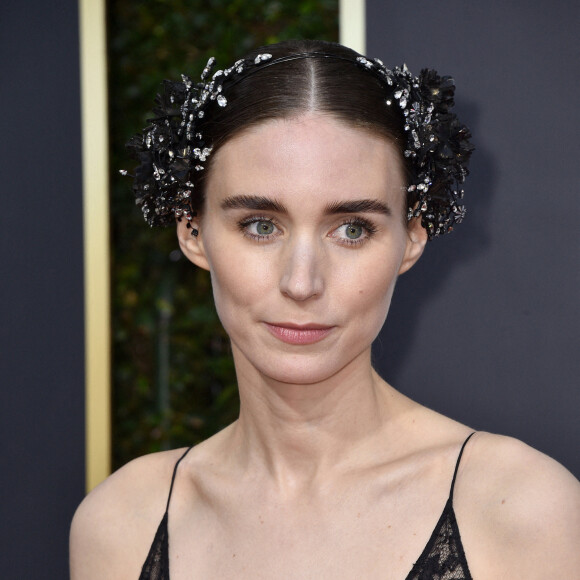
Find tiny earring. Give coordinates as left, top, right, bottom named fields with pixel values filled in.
left=191, top=228, right=199, bottom=237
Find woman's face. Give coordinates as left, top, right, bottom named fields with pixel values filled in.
left=180, top=114, right=426, bottom=385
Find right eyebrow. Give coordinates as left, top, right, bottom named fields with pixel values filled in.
left=324, top=199, right=392, bottom=216
left=221, top=194, right=288, bottom=213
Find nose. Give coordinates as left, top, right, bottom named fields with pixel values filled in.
left=279, top=238, right=324, bottom=301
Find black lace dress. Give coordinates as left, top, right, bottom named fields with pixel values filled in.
left=140, top=434, right=475, bottom=580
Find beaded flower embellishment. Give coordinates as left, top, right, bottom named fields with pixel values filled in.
left=124, top=51, right=473, bottom=239
left=355, top=57, right=473, bottom=237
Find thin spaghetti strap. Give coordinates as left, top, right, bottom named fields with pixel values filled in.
left=449, top=432, right=476, bottom=501
left=164, top=446, right=194, bottom=513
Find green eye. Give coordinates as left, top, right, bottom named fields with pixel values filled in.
left=256, top=221, right=275, bottom=235
left=345, top=224, right=363, bottom=239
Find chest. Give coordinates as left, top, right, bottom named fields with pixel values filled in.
left=168, top=490, right=447, bottom=580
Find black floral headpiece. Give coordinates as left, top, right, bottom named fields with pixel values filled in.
left=124, top=51, right=473, bottom=239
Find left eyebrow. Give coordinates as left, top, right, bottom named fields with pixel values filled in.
left=220, top=195, right=288, bottom=213
left=324, top=199, right=392, bottom=216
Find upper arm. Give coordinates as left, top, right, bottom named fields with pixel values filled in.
left=459, top=434, right=580, bottom=579
left=69, top=452, right=178, bottom=579
left=495, top=447, right=580, bottom=578
left=70, top=487, right=127, bottom=579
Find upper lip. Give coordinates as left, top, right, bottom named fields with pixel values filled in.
left=266, top=322, right=333, bottom=330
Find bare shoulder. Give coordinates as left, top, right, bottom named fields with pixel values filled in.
left=457, top=432, right=580, bottom=579
left=463, top=432, right=580, bottom=512
left=70, top=448, right=188, bottom=580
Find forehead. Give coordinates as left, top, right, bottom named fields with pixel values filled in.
left=205, top=114, right=406, bottom=209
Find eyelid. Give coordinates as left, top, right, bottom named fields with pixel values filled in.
left=237, top=214, right=281, bottom=228
left=337, top=216, right=378, bottom=233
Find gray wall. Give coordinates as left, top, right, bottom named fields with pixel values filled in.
left=368, top=1, right=579, bottom=476
left=0, top=0, right=86, bottom=577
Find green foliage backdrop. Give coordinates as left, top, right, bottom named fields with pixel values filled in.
left=108, top=0, right=338, bottom=469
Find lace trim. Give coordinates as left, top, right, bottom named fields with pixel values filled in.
left=139, top=511, right=169, bottom=580
left=405, top=498, right=472, bottom=580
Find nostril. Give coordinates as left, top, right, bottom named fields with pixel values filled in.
left=279, top=242, right=324, bottom=300
left=280, top=269, right=323, bottom=301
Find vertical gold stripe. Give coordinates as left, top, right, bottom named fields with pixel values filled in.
left=79, top=0, right=111, bottom=491
left=339, top=0, right=366, bottom=54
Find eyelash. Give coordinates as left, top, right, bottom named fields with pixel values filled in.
left=236, top=215, right=379, bottom=245
left=237, top=215, right=282, bottom=242
left=334, top=217, right=378, bottom=246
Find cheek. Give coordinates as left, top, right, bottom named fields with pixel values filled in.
left=356, top=274, right=399, bottom=345
left=335, top=251, right=402, bottom=324
left=203, top=236, right=270, bottom=325
left=206, top=251, right=243, bottom=309
left=359, top=267, right=399, bottom=316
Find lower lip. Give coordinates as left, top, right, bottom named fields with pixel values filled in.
left=265, top=323, right=333, bottom=345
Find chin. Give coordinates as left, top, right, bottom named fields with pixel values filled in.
left=262, top=366, right=337, bottom=386
left=235, top=343, right=370, bottom=388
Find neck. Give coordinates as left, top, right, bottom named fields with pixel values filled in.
left=224, top=346, right=405, bottom=493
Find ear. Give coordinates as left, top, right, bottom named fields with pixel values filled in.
left=398, top=216, right=428, bottom=275
left=176, top=217, right=210, bottom=271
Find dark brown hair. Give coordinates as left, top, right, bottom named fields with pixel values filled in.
left=194, top=39, right=412, bottom=210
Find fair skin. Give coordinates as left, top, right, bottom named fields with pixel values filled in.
left=71, top=114, right=580, bottom=579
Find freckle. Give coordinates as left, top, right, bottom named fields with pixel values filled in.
left=388, top=525, right=391, bottom=529
left=233, top=553, right=236, bottom=558
left=501, top=499, right=506, bottom=504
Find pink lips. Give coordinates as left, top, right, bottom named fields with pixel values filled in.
left=265, top=323, right=334, bottom=345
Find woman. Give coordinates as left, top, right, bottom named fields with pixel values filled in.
left=71, top=40, right=580, bottom=579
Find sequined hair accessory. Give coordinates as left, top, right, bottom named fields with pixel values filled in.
left=124, top=51, right=473, bottom=239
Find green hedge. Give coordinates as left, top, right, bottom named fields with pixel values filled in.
left=108, top=0, right=338, bottom=469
